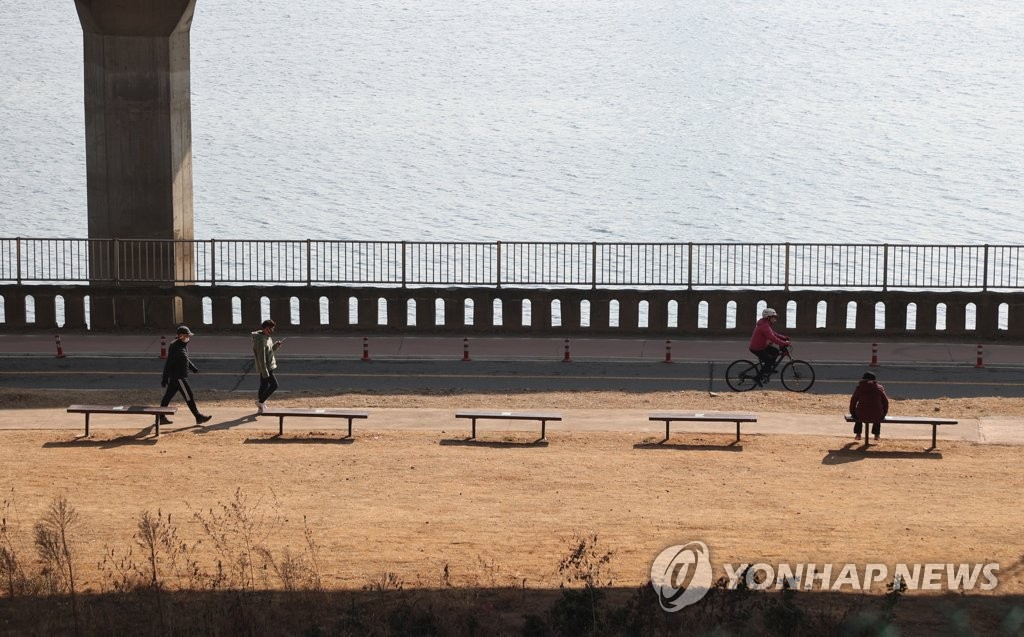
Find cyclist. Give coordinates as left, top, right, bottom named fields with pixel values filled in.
left=749, top=308, right=791, bottom=382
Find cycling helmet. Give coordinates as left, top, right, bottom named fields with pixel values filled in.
left=761, top=308, right=778, bottom=319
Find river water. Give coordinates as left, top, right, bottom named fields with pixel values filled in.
left=1, top=1, right=1023, bottom=245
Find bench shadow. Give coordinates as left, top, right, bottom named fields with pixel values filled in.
left=244, top=434, right=354, bottom=445
left=439, top=438, right=549, bottom=448
left=194, top=413, right=259, bottom=433
left=634, top=438, right=743, bottom=452
left=43, top=430, right=159, bottom=449
left=822, top=442, right=943, bottom=465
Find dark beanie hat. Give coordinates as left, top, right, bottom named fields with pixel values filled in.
left=862, top=372, right=876, bottom=381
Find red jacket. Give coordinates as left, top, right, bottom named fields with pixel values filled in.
left=849, top=380, right=889, bottom=422
left=748, top=317, right=789, bottom=351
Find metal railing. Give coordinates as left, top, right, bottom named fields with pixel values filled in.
left=1, top=238, right=1021, bottom=290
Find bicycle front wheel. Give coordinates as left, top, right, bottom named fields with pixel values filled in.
left=780, top=360, right=815, bottom=392
left=726, top=359, right=760, bottom=392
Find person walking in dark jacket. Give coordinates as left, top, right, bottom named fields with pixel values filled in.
left=159, top=325, right=212, bottom=426
left=251, top=319, right=283, bottom=414
left=849, top=371, right=889, bottom=442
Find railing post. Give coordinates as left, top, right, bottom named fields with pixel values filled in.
left=15, top=237, right=22, bottom=285
left=113, top=238, right=120, bottom=285
left=496, top=240, right=502, bottom=289
left=687, top=242, right=692, bottom=290
left=306, top=239, right=312, bottom=285
left=784, top=242, right=790, bottom=291
left=591, top=242, right=597, bottom=290
left=210, top=239, right=217, bottom=286
left=882, top=244, right=888, bottom=292
left=983, top=244, right=989, bottom=291
left=401, top=241, right=407, bottom=288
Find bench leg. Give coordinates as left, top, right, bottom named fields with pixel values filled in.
left=154, top=414, right=160, bottom=437
left=665, top=421, right=670, bottom=441
left=471, top=418, right=476, bottom=439
left=347, top=418, right=353, bottom=438
left=931, top=424, right=937, bottom=450
left=84, top=413, right=90, bottom=437
left=541, top=420, right=546, bottom=441
left=735, top=421, right=741, bottom=442
left=279, top=416, right=285, bottom=436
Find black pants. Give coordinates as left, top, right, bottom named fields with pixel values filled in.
left=751, top=346, right=779, bottom=375
left=258, top=371, right=279, bottom=403
left=853, top=421, right=881, bottom=436
left=160, top=377, right=201, bottom=418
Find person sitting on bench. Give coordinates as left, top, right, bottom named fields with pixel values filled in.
left=849, top=371, right=889, bottom=442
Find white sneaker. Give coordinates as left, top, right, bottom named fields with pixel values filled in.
left=257, top=402, right=266, bottom=415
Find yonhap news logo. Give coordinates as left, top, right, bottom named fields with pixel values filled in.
left=651, top=541, right=1000, bottom=612
left=650, top=542, right=714, bottom=611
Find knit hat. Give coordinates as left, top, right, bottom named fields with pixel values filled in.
left=862, top=372, right=876, bottom=381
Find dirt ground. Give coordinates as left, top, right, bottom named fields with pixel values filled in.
left=0, top=388, right=1021, bottom=600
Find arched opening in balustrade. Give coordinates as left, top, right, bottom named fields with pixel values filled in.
left=377, top=298, right=388, bottom=326
left=725, top=300, right=737, bottom=329
left=0, top=295, right=5, bottom=323
left=232, top=297, right=242, bottom=325
left=406, top=299, right=417, bottom=326
left=289, top=297, right=300, bottom=325
left=609, top=299, right=619, bottom=328
left=522, top=299, right=532, bottom=327
left=55, top=295, right=66, bottom=328
left=638, top=300, right=649, bottom=328
left=492, top=299, right=503, bottom=326
left=845, top=301, right=857, bottom=329
left=84, top=295, right=91, bottom=330
left=936, top=303, right=947, bottom=331
left=348, top=297, right=358, bottom=325
left=463, top=298, right=474, bottom=326
left=319, top=296, right=329, bottom=325
left=697, top=300, right=709, bottom=329
left=202, top=297, right=213, bottom=325
left=874, top=301, right=885, bottom=330
left=580, top=300, right=591, bottom=328
left=816, top=300, right=827, bottom=328
left=667, top=300, right=678, bottom=329
left=434, top=298, right=445, bottom=325
left=998, top=303, right=1008, bottom=331
left=786, top=300, right=796, bottom=329
left=260, top=297, right=271, bottom=322
left=755, top=299, right=768, bottom=320
left=965, top=303, right=977, bottom=331
left=24, top=295, right=35, bottom=324
left=906, top=302, right=917, bottom=330
left=551, top=300, right=562, bottom=328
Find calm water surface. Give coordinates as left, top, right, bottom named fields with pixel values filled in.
left=1, top=1, right=1022, bottom=243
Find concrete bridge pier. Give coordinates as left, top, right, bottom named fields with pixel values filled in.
left=74, top=0, right=199, bottom=325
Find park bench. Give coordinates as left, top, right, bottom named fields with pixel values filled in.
left=259, top=407, right=370, bottom=436
left=66, top=404, right=177, bottom=437
left=844, top=414, right=959, bottom=448
left=455, top=410, right=562, bottom=441
left=648, top=411, right=758, bottom=442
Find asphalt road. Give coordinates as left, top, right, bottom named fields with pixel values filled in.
left=1, top=355, right=1020, bottom=399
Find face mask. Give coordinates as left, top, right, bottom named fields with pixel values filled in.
left=182, top=337, right=190, bottom=343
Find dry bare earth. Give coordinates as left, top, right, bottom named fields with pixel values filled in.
left=0, top=388, right=1022, bottom=632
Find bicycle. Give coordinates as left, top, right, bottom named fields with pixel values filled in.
left=725, top=345, right=815, bottom=392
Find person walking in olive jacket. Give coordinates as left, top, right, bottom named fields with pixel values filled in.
left=160, top=326, right=212, bottom=425
left=849, top=371, right=889, bottom=442
left=252, top=319, right=283, bottom=414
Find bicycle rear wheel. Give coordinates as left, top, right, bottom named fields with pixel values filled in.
left=726, top=359, right=760, bottom=392
left=780, top=360, right=815, bottom=392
